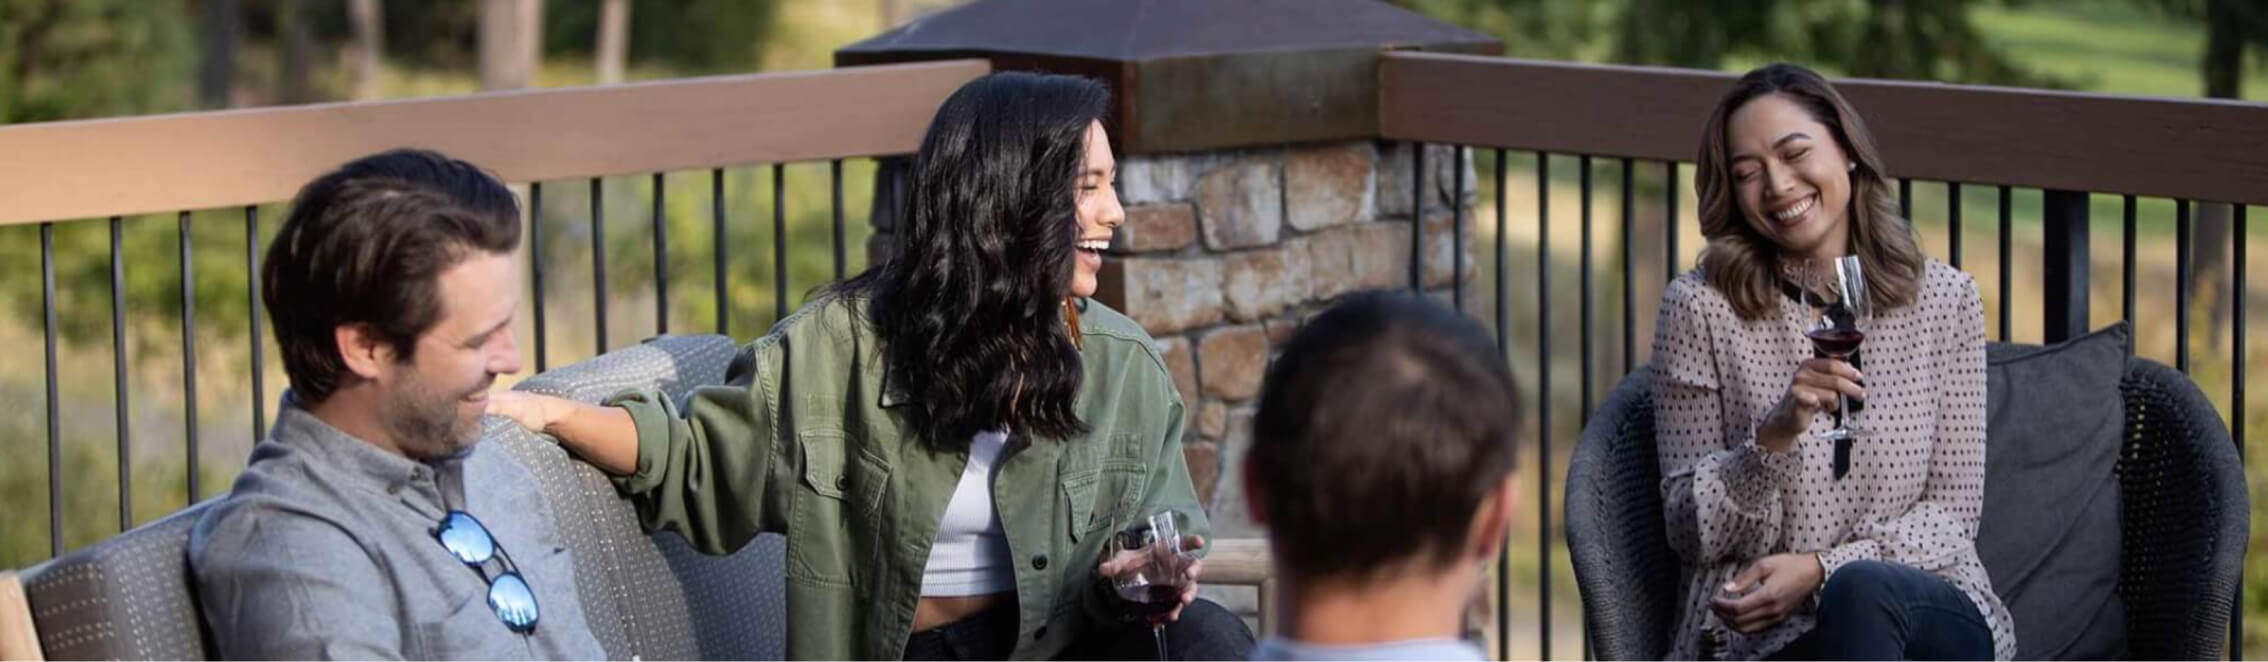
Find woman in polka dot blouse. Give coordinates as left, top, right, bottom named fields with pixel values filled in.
left=1651, top=63, right=2014, bottom=660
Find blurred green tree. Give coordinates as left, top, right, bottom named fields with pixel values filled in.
left=0, top=0, right=197, bottom=123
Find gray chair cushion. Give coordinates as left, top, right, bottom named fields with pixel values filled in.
left=507, top=334, right=787, bottom=661
left=20, top=502, right=216, bottom=660
left=1979, top=323, right=2129, bottom=660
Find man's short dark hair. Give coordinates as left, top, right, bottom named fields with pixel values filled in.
left=1250, top=290, right=1522, bottom=581
left=262, top=148, right=520, bottom=403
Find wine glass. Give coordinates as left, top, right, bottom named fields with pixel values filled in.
left=1107, top=509, right=1195, bottom=661
left=1800, top=256, right=1870, bottom=443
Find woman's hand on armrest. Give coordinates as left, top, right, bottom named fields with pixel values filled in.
left=489, top=391, right=640, bottom=475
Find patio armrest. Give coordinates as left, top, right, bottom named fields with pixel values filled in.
left=1200, top=538, right=1272, bottom=586
left=1199, top=538, right=1278, bottom=635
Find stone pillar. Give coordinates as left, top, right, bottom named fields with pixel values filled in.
left=1098, top=140, right=1476, bottom=538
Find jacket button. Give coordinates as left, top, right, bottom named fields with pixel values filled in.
left=1031, top=554, right=1048, bottom=570
left=1034, top=626, right=1048, bottom=641
left=835, top=475, right=847, bottom=490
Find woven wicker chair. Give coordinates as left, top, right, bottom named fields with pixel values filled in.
left=1566, top=351, right=2247, bottom=660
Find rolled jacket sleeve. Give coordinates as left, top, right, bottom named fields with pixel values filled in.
left=604, top=342, right=792, bottom=557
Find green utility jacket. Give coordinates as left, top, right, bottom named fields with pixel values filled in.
left=606, top=295, right=1205, bottom=660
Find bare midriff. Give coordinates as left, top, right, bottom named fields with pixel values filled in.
left=912, top=592, right=1014, bottom=632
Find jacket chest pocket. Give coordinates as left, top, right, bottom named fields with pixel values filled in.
left=1060, top=433, right=1150, bottom=543
left=798, top=429, right=888, bottom=514
left=792, top=428, right=889, bottom=583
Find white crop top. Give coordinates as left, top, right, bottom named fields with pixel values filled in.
left=920, top=429, right=1015, bottom=596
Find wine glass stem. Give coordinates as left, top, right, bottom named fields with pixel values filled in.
left=1152, top=623, right=1169, bottom=660
left=1836, top=379, right=1851, bottom=429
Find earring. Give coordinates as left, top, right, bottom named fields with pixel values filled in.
left=1847, top=162, right=1858, bottom=172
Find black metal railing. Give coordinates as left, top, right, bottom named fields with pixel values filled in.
left=13, top=158, right=870, bottom=563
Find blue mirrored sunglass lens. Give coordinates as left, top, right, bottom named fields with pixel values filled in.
left=436, top=512, right=495, bottom=565
left=488, top=573, right=540, bottom=633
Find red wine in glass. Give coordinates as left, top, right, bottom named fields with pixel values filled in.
left=1806, top=327, right=1864, bottom=358
left=1109, top=509, right=1195, bottom=660
left=1115, top=583, right=1184, bottom=623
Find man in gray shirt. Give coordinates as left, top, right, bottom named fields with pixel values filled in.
left=190, top=149, right=605, bottom=660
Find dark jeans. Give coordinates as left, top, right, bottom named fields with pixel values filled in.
left=1766, top=560, right=1994, bottom=661
left=902, top=598, right=1255, bottom=661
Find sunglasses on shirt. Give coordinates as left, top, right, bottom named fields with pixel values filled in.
left=433, top=510, right=540, bottom=633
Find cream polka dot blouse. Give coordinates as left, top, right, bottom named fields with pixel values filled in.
left=1651, top=260, right=2014, bottom=660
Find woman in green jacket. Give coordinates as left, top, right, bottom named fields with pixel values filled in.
left=491, top=72, right=1253, bottom=660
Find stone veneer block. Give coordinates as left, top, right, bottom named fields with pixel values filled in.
left=1335, top=214, right=1471, bottom=292
left=1376, top=142, right=1471, bottom=218
left=1197, top=324, right=1269, bottom=401
left=1205, top=408, right=1262, bottom=540
left=1196, top=157, right=1284, bottom=251
left=1111, top=203, right=1198, bottom=254
left=1119, top=152, right=1227, bottom=205
left=1222, top=246, right=1310, bottom=323
left=1183, top=441, right=1221, bottom=510
left=1296, top=228, right=1361, bottom=301
left=1157, top=336, right=1199, bottom=413
left=1285, top=143, right=1374, bottom=231
left=1097, top=257, right=1225, bottom=336
left=1197, top=400, right=1228, bottom=441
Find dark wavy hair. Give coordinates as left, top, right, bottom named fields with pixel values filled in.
left=836, top=72, right=1109, bottom=449
left=263, top=148, right=520, bottom=402
left=1695, top=63, right=1925, bottom=320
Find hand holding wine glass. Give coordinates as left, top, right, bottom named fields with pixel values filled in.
left=1802, top=256, right=1871, bottom=442
left=1757, top=256, right=1871, bottom=454
left=1100, top=509, right=1205, bottom=660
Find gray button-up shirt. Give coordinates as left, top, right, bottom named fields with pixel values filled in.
left=190, top=399, right=607, bottom=660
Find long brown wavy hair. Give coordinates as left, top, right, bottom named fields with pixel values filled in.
left=1694, top=63, right=1926, bottom=320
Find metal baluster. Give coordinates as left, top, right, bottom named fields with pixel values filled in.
left=2233, top=202, right=2249, bottom=660
left=179, top=211, right=200, bottom=501
left=2123, top=196, right=2137, bottom=332
left=653, top=172, right=669, bottom=335
left=1900, top=178, right=1913, bottom=219
left=1620, top=158, right=1634, bottom=376
left=1999, top=185, right=2012, bottom=341
left=531, top=182, right=548, bottom=372
left=1412, top=143, right=1427, bottom=292
left=1536, top=152, right=1554, bottom=660
left=43, top=222, right=62, bottom=556
left=1667, top=162, right=1680, bottom=281
left=1949, top=183, right=1963, bottom=269
left=1580, top=155, right=1595, bottom=421
left=2177, top=200, right=2191, bottom=373
left=774, top=165, right=789, bottom=323
left=1453, top=146, right=1467, bottom=311
left=111, top=216, right=132, bottom=531
left=592, top=178, right=609, bottom=353
left=1493, top=145, right=1511, bottom=662
left=833, top=159, right=848, bottom=282
left=714, top=169, right=729, bottom=336
left=247, top=206, right=264, bottom=440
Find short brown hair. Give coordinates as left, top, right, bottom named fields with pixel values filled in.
left=1695, top=63, right=1926, bottom=320
left=262, top=148, right=520, bottom=402
left=1249, top=291, right=1521, bottom=582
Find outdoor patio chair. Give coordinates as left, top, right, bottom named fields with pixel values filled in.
left=1566, top=327, right=2246, bottom=660
left=8, top=334, right=788, bottom=660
